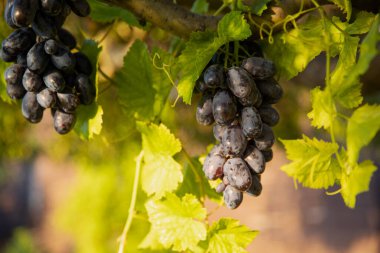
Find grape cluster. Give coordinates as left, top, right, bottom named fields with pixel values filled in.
left=196, top=45, right=283, bottom=209
left=1, top=0, right=94, bottom=134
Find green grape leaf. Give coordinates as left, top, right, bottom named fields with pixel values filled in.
left=346, top=104, right=380, bottom=165
left=74, top=104, right=104, bottom=140
left=202, top=218, right=258, bottom=253
left=115, top=40, right=172, bottom=120
left=176, top=157, right=222, bottom=203
left=336, top=15, right=380, bottom=108
left=307, top=87, right=336, bottom=129
left=88, top=0, right=140, bottom=27
left=262, top=16, right=325, bottom=80
left=137, top=122, right=183, bottom=198
left=341, top=160, right=377, bottom=208
left=177, top=11, right=252, bottom=104
left=346, top=11, right=376, bottom=34
left=328, top=0, right=352, bottom=20
left=330, top=36, right=361, bottom=108
left=74, top=40, right=103, bottom=140
left=280, top=136, right=341, bottom=189
left=145, top=193, right=207, bottom=251
left=191, top=0, right=209, bottom=14
left=249, top=0, right=272, bottom=16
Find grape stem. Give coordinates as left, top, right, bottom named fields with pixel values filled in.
left=117, top=150, right=144, bottom=253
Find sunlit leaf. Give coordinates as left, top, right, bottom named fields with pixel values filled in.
left=328, top=0, right=352, bottom=20
left=281, top=136, right=341, bottom=189
left=146, top=193, right=207, bottom=251
left=307, top=87, right=336, bottom=129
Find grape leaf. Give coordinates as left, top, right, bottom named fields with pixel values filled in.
left=248, top=0, right=272, bottom=16
left=145, top=193, right=207, bottom=251
left=177, top=11, right=252, bottom=104
left=88, top=0, right=140, bottom=27
left=176, top=157, right=222, bottom=203
left=137, top=122, right=183, bottom=198
left=262, top=16, right=325, bottom=80
left=341, top=160, right=377, bottom=208
left=115, top=40, right=172, bottom=120
left=346, top=104, right=380, bottom=165
left=74, top=104, right=103, bottom=140
left=74, top=40, right=103, bottom=140
left=191, top=0, right=209, bottom=14
left=335, top=15, right=380, bottom=108
left=307, top=87, right=336, bottom=129
left=280, top=136, right=341, bottom=189
left=346, top=11, right=376, bottom=34
left=202, top=218, right=258, bottom=253
left=328, top=0, right=352, bottom=20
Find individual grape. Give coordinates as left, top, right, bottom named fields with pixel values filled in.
left=195, top=78, right=207, bottom=93
left=261, top=149, right=273, bottom=162
left=51, top=48, right=76, bottom=72
left=221, top=125, right=247, bottom=157
left=57, top=92, right=80, bottom=113
left=22, top=92, right=44, bottom=123
left=6, top=64, right=26, bottom=99
left=208, top=143, right=224, bottom=156
left=216, top=182, right=226, bottom=193
left=196, top=92, right=214, bottom=126
left=5, top=0, right=18, bottom=29
left=32, top=12, right=57, bottom=39
left=37, top=88, right=56, bottom=108
left=22, top=68, right=43, bottom=92
left=11, top=0, right=38, bottom=27
left=258, top=104, right=280, bottom=126
left=74, top=52, right=92, bottom=75
left=227, top=67, right=255, bottom=98
left=212, top=90, right=237, bottom=125
left=254, top=124, right=275, bottom=151
left=245, top=174, right=262, bottom=196
left=27, top=42, right=50, bottom=74
left=0, top=47, right=16, bottom=62
left=75, top=74, right=95, bottom=105
left=54, top=110, right=76, bottom=134
left=203, top=64, right=225, bottom=88
left=58, top=28, right=77, bottom=50
left=223, top=157, right=252, bottom=191
left=240, top=107, right=262, bottom=139
left=44, top=39, right=59, bottom=55
left=5, top=63, right=25, bottom=86
left=213, top=123, right=228, bottom=142
left=223, top=185, right=243, bottom=209
left=243, top=145, right=265, bottom=174
left=237, top=88, right=261, bottom=107
left=66, top=0, right=91, bottom=17
left=256, top=78, right=283, bottom=104
left=40, top=0, right=63, bottom=16
left=241, top=57, right=275, bottom=80
left=203, top=152, right=226, bottom=180
left=43, top=69, right=65, bottom=92
left=2, top=27, right=35, bottom=56
left=53, top=1, right=71, bottom=27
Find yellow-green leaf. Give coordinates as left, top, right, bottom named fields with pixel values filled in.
left=347, top=104, right=380, bottom=165
left=281, top=136, right=340, bottom=189
left=146, top=193, right=207, bottom=251
left=341, top=160, right=377, bottom=208
left=307, top=87, right=336, bottom=129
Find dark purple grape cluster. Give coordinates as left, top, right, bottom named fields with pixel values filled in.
left=197, top=48, right=283, bottom=209
left=1, top=0, right=95, bottom=134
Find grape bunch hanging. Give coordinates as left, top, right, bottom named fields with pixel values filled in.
left=196, top=43, right=283, bottom=209
left=1, top=0, right=94, bottom=134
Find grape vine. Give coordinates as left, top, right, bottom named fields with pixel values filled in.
left=0, top=0, right=379, bottom=252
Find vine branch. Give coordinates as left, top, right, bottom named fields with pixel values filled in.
left=98, top=0, right=220, bottom=38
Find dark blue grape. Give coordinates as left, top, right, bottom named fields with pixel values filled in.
left=221, top=125, right=247, bottom=157
left=51, top=48, right=76, bottom=72
left=245, top=174, right=262, bottom=196
left=57, top=91, right=80, bottom=113
left=32, top=12, right=57, bottom=39
left=27, top=42, right=50, bottom=74
left=2, top=27, right=35, bottom=56
left=40, top=0, right=63, bottom=16
left=22, top=68, right=43, bottom=92
left=240, top=107, right=262, bottom=139
left=223, top=157, right=252, bottom=191
left=58, top=28, right=77, bottom=50
left=212, top=90, right=237, bottom=125
left=242, top=57, right=275, bottom=80
left=203, top=64, right=225, bottom=88
left=37, top=88, right=57, bottom=108
left=243, top=145, right=265, bottom=174
left=256, top=78, right=283, bottom=104
left=196, top=92, right=214, bottom=126
left=66, top=0, right=90, bottom=17
left=76, top=74, right=95, bottom=105
left=54, top=110, right=76, bottom=134
left=258, top=104, right=280, bottom=126
left=12, top=0, right=38, bottom=27
left=223, top=185, right=243, bottom=209
left=22, top=92, right=44, bottom=123
left=203, top=152, right=226, bottom=180
left=254, top=124, right=275, bottom=151
left=43, top=69, right=65, bottom=92
left=227, top=67, right=255, bottom=98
